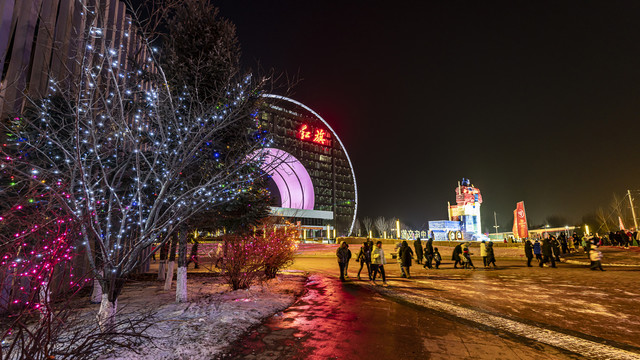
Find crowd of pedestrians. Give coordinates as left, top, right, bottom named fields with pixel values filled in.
left=524, top=232, right=605, bottom=271
left=337, top=232, right=616, bottom=283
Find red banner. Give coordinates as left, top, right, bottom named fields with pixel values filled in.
left=513, top=201, right=529, bottom=239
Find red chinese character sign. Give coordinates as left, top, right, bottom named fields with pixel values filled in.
left=297, top=124, right=331, bottom=146
left=298, top=125, right=311, bottom=141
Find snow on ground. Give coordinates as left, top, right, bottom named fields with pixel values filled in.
left=91, top=273, right=306, bottom=360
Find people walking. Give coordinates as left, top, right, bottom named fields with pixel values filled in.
left=461, top=243, right=475, bottom=269
left=551, top=235, right=561, bottom=262
left=395, top=241, right=406, bottom=277
left=480, top=240, right=488, bottom=267
left=344, top=243, right=352, bottom=278
left=567, top=235, right=576, bottom=253
left=414, top=238, right=423, bottom=264
left=589, top=243, right=605, bottom=271
left=524, top=239, right=534, bottom=267
left=452, top=242, right=463, bottom=269
left=187, top=238, right=199, bottom=269
left=366, top=237, right=374, bottom=250
left=424, top=238, right=434, bottom=269
left=542, top=237, right=556, bottom=268
left=433, top=247, right=442, bottom=269
left=533, top=239, right=542, bottom=266
left=371, top=241, right=388, bottom=286
left=336, top=241, right=350, bottom=281
left=572, top=233, right=581, bottom=250
left=400, top=241, right=414, bottom=278
left=559, top=232, right=568, bottom=254
left=356, top=241, right=372, bottom=280
left=486, top=241, right=497, bottom=268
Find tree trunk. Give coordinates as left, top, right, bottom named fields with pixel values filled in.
left=158, top=241, right=169, bottom=281
left=158, top=260, right=166, bottom=281
left=164, top=235, right=177, bottom=290
left=0, top=270, right=13, bottom=315
left=176, top=230, right=188, bottom=303
left=163, top=261, right=174, bottom=290
left=39, top=279, right=50, bottom=320
left=90, top=270, right=103, bottom=303
left=97, top=294, right=117, bottom=331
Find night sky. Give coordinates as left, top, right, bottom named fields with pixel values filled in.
left=213, top=1, right=640, bottom=230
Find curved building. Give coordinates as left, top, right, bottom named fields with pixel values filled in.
left=257, top=95, right=357, bottom=236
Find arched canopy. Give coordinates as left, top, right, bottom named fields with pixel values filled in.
left=250, top=148, right=314, bottom=210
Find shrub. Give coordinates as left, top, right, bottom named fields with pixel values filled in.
left=220, top=225, right=298, bottom=290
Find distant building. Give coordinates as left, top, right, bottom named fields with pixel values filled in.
left=255, top=95, right=357, bottom=237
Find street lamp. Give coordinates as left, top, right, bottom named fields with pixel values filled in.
left=396, top=219, right=400, bottom=239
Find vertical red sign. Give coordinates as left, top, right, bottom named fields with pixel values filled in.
left=514, top=201, right=529, bottom=239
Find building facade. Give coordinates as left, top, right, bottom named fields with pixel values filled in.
left=257, top=95, right=357, bottom=237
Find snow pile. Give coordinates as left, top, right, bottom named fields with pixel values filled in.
left=96, top=274, right=305, bottom=360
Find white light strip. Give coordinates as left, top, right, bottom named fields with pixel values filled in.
left=261, top=94, right=359, bottom=236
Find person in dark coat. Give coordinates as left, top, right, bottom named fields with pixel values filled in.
left=356, top=241, right=372, bottom=280
left=336, top=241, right=350, bottom=281
left=524, top=239, right=534, bottom=267
left=344, top=244, right=352, bottom=278
left=414, top=238, right=424, bottom=264
left=433, top=247, right=442, bottom=269
left=461, top=243, right=475, bottom=269
left=533, top=239, right=542, bottom=266
left=452, top=243, right=463, bottom=269
left=424, top=238, right=434, bottom=269
left=541, top=237, right=556, bottom=268
left=572, top=233, right=581, bottom=250
left=486, top=241, right=496, bottom=268
left=400, top=241, right=414, bottom=278
left=551, top=235, right=561, bottom=262
left=187, top=238, right=199, bottom=269
left=366, top=238, right=374, bottom=250
left=559, top=233, right=568, bottom=254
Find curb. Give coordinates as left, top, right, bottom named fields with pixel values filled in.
left=564, top=259, right=640, bottom=267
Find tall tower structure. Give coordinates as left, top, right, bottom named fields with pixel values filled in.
left=448, top=178, right=483, bottom=238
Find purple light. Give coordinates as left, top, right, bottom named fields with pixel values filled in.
left=249, top=148, right=314, bottom=210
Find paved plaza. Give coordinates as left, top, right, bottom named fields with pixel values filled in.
left=226, top=243, right=640, bottom=359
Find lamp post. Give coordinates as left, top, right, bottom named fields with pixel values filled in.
left=396, top=219, right=400, bottom=239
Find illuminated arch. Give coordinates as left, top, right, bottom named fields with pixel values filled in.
left=250, top=148, right=315, bottom=210
left=261, top=94, right=359, bottom=235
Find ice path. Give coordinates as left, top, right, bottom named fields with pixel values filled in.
left=381, top=285, right=640, bottom=360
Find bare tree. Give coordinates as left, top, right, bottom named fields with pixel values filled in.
left=386, top=218, right=397, bottom=238
left=596, top=207, right=611, bottom=233
left=362, top=217, right=373, bottom=237
left=352, top=218, right=361, bottom=237
left=374, top=216, right=387, bottom=238
left=1, top=0, right=268, bottom=329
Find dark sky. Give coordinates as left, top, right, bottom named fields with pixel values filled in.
left=213, top=1, right=640, bottom=231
